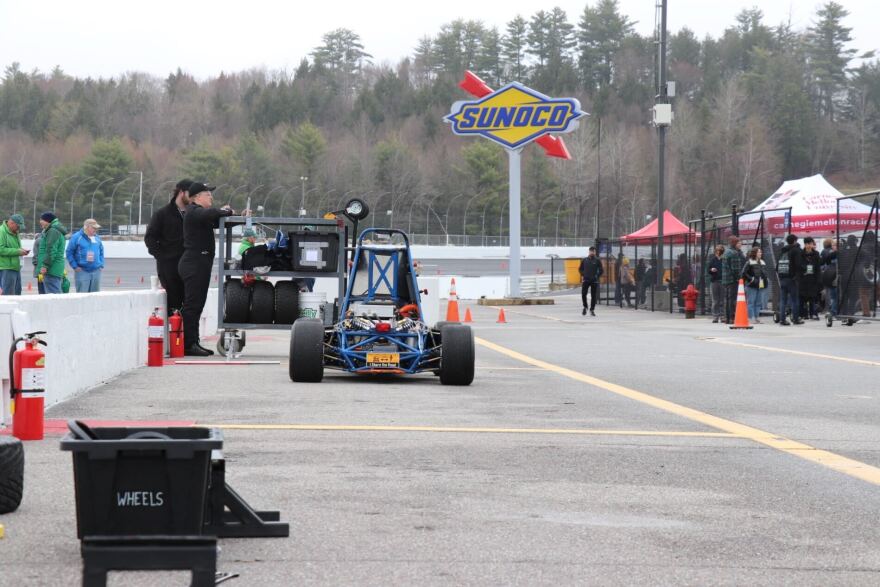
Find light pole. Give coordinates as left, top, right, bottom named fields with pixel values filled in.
left=148, top=180, right=177, bottom=218
left=536, top=197, right=557, bottom=243
left=90, top=178, right=114, bottom=219
left=108, top=178, right=133, bottom=236
left=279, top=186, right=299, bottom=217
left=52, top=175, right=81, bottom=211
left=299, top=176, right=308, bottom=216
left=462, top=193, right=482, bottom=243
left=261, top=186, right=287, bottom=216
left=227, top=185, right=248, bottom=210
left=302, top=187, right=319, bottom=217
left=15, top=172, right=39, bottom=216
left=124, top=200, right=132, bottom=235
left=407, top=193, right=429, bottom=235
left=69, top=177, right=93, bottom=229
left=444, top=193, right=464, bottom=245
left=481, top=197, right=497, bottom=246
left=246, top=184, right=264, bottom=212
left=498, top=200, right=508, bottom=244
left=425, top=194, right=444, bottom=243
left=555, top=196, right=576, bottom=244
left=130, top=171, right=143, bottom=234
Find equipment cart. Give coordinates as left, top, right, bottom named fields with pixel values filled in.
left=216, top=216, right=347, bottom=356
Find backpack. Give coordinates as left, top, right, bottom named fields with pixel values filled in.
left=777, top=250, right=791, bottom=277
left=821, top=264, right=837, bottom=288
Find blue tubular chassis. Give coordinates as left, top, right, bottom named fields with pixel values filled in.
left=321, top=228, right=441, bottom=374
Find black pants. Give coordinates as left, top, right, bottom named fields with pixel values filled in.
left=724, top=283, right=739, bottom=323
left=156, top=256, right=184, bottom=314
left=178, top=253, right=213, bottom=348
left=581, top=280, right=599, bottom=310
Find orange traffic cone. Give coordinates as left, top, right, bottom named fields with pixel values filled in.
left=729, top=279, right=753, bottom=330
left=140, top=276, right=145, bottom=283
left=464, top=308, right=473, bottom=323
left=446, top=278, right=461, bottom=322
left=115, top=276, right=121, bottom=285
left=26, top=282, right=32, bottom=292
left=497, top=308, right=507, bottom=323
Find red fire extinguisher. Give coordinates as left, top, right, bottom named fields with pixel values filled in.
left=147, top=308, right=165, bottom=367
left=10, top=331, right=48, bottom=441
left=169, top=310, right=184, bottom=358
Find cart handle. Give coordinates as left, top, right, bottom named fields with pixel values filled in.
left=68, top=419, right=98, bottom=440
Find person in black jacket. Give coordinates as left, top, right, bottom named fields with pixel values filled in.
left=178, top=182, right=238, bottom=356
left=776, top=234, right=804, bottom=325
left=706, top=244, right=724, bottom=322
left=144, top=179, right=191, bottom=314
left=800, top=237, right=822, bottom=320
left=579, top=246, right=603, bottom=316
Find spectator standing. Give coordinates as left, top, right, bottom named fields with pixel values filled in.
left=635, top=258, right=647, bottom=306
left=579, top=246, right=604, bottom=317
left=706, top=245, right=724, bottom=323
left=820, top=238, right=838, bottom=317
left=800, top=237, right=822, bottom=320
left=145, top=180, right=191, bottom=314
left=619, top=257, right=635, bottom=307
left=776, top=234, right=804, bottom=325
left=741, top=247, right=769, bottom=323
left=31, top=233, right=42, bottom=293
left=36, top=212, right=68, bottom=294
left=66, top=218, right=105, bottom=292
left=0, top=214, right=29, bottom=295
left=721, top=236, right=745, bottom=323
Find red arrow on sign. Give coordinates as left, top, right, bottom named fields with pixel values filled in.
left=458, top=71, right=572, bottom=160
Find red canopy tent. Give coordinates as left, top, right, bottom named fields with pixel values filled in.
left=621, top=210, right=695, bottom=244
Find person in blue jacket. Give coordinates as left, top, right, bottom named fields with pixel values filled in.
left=66, top=218, right=105, bottom=292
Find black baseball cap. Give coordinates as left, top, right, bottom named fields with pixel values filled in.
left=175, top=179, right=193, bottom=192
left=188, top=182, right=216, bottom=197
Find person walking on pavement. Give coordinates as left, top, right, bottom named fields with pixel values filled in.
left=776, top=234, right=804, bottom=325
left=579, top=246, right=603, bottom=316
left=145, top=179, right=191, bottom=314
left=741, top=247, right=768, bottom=323
left=820, top=237, right=838, bottom=317
left=66, top=218, right=104, bottom=292
left=0, top=214, right=29, bottom=295
left=178, top=182, right=238, bottom=356
left=37, top=212, right=68, bottom=294
left=706, top=244, right=724, bottom=323
left=721, top=236, right=745, bottom=324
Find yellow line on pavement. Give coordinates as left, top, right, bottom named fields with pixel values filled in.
left=475, top=336, right=880, bottom=486
left=705, top=338, right=880, bottom=367
left=200, top=423, right=735, bottom=438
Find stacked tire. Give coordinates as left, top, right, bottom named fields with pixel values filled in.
left=224, top=279, right=301, bottom=325
left=0, top=435, right=24, bottom=514
left=274, top=281, right=301, bottom=325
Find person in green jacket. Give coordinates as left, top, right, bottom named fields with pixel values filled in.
left=0, top=213, right=29, bottom=295
left=37, top=212, right=68, bottom=294
left=238, top=227, right=257, bottom=256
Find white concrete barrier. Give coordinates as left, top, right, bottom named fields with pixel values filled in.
left=0, top=289, right=219, bottom=428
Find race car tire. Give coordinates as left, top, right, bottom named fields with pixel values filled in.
left=249, top=280, right=276, bottom=324
left=275, top=281, right=300, bottom=325
left=0, top=435, right=24, bottom=514
left=290, top=318, right=324, bottom=382
left=223, top=279, right=250, bottom=324
left=439, top=324, right=474, bottom=386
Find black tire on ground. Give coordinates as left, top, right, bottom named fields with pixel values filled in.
left=249, top=280, right=276, bottom=324
left=275, top=281, right=300, bottom=325
left=216, top=329, right=245, bottom=355
left=289, top=318, right=324, bottom=382
left=439, top=324, right=475, bottom=386
left=0, top=435, right=24, bottom=514
left=224, top=279, right=250, bottom=324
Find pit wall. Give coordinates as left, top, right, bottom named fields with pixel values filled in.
left=0, top=288, right=219, bottom=428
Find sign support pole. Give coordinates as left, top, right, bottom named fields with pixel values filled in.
left=508, top=148, right=522, bottom=297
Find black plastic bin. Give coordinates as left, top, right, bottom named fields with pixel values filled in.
left=60, top=423, right=223, bottom=539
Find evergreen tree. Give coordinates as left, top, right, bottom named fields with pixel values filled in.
left=806, top=1, right=863, bottom=120
left=282, top=122, right=327, bottom=182
left=502, top=16, right=529, bottom=81
left=577, top=0, right=635, bottom=93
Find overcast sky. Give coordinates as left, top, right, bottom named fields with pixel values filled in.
left=1, top=0, right=878, bottom=79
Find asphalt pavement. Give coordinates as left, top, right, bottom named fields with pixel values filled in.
left=2, top=297, right=880, bottom=585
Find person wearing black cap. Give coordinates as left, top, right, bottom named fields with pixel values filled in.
left=179, top=182, right=237, bottom=356
left=145, top=180, right=191, bottom=314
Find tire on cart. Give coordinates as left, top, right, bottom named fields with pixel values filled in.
left=223, top=279, right=250, bottom=324
left=275, top=281, right=301, bottom=325
left=249, top=280, right=276, bottom=324
left=439, top=324, right=474, bottom=386
left=289, top=318, right=324, bottom=382
left=0, top=435, right=24, bottom=514
left=216, top=329, right=246, bottom=355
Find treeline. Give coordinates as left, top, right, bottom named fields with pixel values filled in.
left=0, top=1, right=878, bottom=238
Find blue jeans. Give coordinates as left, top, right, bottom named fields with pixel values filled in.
left=41, top=274, right=62, bottom=294
left=825, top=286, right=838, bottom=316
left=75, top=269, right=101, bottom=292
left=778, top=278, right=799, bottom=321
left=746, top=287, right=762, bottom=320
left=0, top=269, right=22, bottom=295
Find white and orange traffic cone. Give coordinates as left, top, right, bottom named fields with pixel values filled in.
left=729, top=279, right=753, bottom=330
left=446, top=278, right=461, bottom=322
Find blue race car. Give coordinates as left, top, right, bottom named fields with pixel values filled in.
left=288, top=228, right=474, bottom=385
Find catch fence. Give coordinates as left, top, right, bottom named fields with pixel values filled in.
left=836, top=191, right=879, bottom=324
